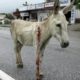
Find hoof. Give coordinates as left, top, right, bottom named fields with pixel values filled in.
left=36, top=75, right=43, bottom=80
left=36, top=77, right=40, bottom=80
left=40, top=72, right=43, bottom=76
left=40, top=73, right=44, bottom=79
left=17, top=63, right=23, bottom=68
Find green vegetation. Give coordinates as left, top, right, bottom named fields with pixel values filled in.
left=0, top=13, right=14, bottom=26
left=5, top=14, right=14, bottom=20
left=0, top=22, right=2, bottom=24
left=4, top=18, right=11, bottom=24
left=76, top=0, right=80, bottom=9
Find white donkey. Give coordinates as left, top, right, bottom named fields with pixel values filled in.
left=10, top=0, right=75, bottom=80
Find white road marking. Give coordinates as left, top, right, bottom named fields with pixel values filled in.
left=0, top=70, right=15, bottom=80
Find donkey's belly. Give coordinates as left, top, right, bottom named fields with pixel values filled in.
left=18, top=31, right=33, bottom=46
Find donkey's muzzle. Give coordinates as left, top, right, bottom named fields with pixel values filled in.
left=61, top=42, right=69, bottom=48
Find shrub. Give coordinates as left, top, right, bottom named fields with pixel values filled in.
left=5, top=14, right=14, bottom=20
left=0, top=22, right=2, bottom=24
left=4, top=19, right=11, bottom=24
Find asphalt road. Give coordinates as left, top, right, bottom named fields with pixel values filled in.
left=0, top=25, right=80, bottom=80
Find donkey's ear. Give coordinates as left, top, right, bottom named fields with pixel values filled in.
left=63, top=0, right=75, bottom=14
left=54, top=0, right=60, bottom=14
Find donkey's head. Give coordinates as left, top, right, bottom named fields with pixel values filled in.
left=53, top=13, right=69, bottom=48
left=50, top=0, right=75, bottom=48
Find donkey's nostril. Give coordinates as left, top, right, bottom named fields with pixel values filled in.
left=61, top=42, right=69, bottom=48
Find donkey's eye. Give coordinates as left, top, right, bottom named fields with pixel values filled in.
left=56, top=24, right=61, bottom=28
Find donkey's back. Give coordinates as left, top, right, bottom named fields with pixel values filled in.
left=10, top=19, right=39, bottom=46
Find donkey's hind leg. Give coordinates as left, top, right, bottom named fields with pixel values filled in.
left=14, top=41, right=23, bottom=68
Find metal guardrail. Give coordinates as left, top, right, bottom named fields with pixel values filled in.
left=0, top=24, right=10, bottom=27
left=19, top=1, right=70, bottom=11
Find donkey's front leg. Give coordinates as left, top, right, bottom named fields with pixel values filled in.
left=36, top=49, right=40, bottom=80
left=39, top=49, right=45, bottom=77
left=36, top=49, right=44, bottom=80
left=40, top=56, right=44, bottom=78
left=36, top=26, right=44, bottom=80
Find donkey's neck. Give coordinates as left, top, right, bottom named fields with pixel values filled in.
left=39, top=15, right=53, bottom=50
left=42, top=14, right=53, bottom=28
left=42, top=14, right=53, bottom=35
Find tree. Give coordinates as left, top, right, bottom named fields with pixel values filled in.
left=6, top=13, right=15, bottom=20
left=75, top=0, right=80, bottom=9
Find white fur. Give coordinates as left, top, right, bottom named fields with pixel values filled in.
left=10, top=11, right=69, bottom=48
left=10, top=1, right=74, bottom=78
